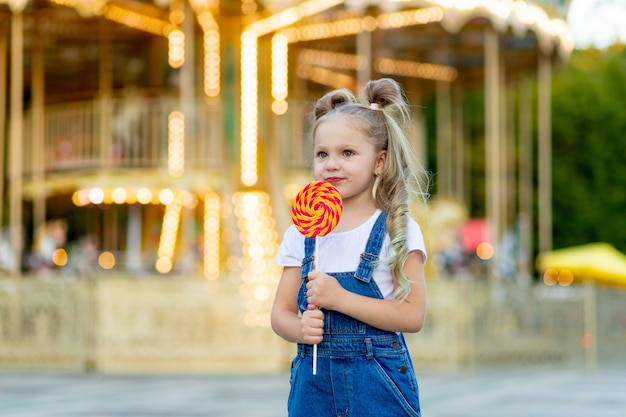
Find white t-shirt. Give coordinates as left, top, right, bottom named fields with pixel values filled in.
left=275, top=209, right=427, bottom=300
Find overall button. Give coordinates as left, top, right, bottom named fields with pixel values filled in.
left=398, top=366, right=407, bottom=374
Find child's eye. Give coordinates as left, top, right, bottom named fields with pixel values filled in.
left=343, top=150, right=354, bottom=157
left=316, top=151, right=328, bottom=158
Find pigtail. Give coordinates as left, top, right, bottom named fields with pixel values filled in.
left=314, top=88, right=358, bottom=121
left=363, top=79, right=430, bottom=300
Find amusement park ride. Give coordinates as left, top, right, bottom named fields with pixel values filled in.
left=13, top=2, right=626, bottom=378
left=0, top=0, right=572, bottom=281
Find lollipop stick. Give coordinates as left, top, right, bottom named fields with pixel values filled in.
left=314, top=237, right=320, bottom=270
left=313, top=236, right=319, bottom=375
left=313, top=339, right=318, bottom=375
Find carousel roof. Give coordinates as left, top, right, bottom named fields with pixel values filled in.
left=0, top=0, right=573, bottom=99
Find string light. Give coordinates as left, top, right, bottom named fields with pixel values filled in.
left=168, top=111, right=185, bottom=177
left=233, top=191, right=280, bottom=327
left=375, top=57, right=458, bottom=82
left=189, top=0, right=221, bottom=97
left=204, top=29, right=221, bottom=97
left=240, top=30, right=258, bottom=186
left=297, top=64, right=356, bottom=89
left=168, top=29, right=185, bottom=68
left=156, top=195, right=183, bottom=274
left=271, top=33, right=289, bottom=115
left=203, top=193, right=221, bottom=280
left=97, top=4, right=178, bottom=36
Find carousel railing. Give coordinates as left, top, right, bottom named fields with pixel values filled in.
left=0, top=275, right=624, bottom=374
left=22, top=95, right=226, bottom=177
left=20, top=95, right=338, bottom=180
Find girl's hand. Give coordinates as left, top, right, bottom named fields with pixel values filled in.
left=306, top=270, right=344, bottom=310
left=301, top=304, right=324, bottom=345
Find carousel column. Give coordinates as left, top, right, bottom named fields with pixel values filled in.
left=408, top=79, right=427, bottom=170
left=538, top=53, right=552, bottom=254
left=499, top=56, right=511, bottom=279
left=31, top=17, right=46, bottom=236
left=499, top=58, right=508, bottom=243
left=0, top=25, right=7, bottom=233
left=126, top=204, right=142, bottom=273
left=97, top=20, right=118, bottom=271
left=484, top=27, right=501, bottom=280
left=179, top=1, right=197, bottom=272
left=355, top=20, right=372, bottom=91
left=436, top=80, right=452, bottom=197
left=99, top=19, right=113, bottom=169
left=180, top=1, right=196, bottom=139
left=452, top=84, right=465, bottom=204
left=8, top=4, right=26, bottom=276
left=517, top=78, right=533, bottom=284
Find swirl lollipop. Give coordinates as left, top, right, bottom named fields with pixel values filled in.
left=291, top=181, right=342, bottom=375
left=291, top=181, right=342, bottom=239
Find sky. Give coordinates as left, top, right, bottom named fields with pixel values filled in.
left=567, top=0, right=626, bottom=48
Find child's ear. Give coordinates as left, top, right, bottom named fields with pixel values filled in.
left=375, top=150, right=387, bottom=176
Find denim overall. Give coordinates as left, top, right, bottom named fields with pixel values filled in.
left=288, top=213, right=421, bottom=417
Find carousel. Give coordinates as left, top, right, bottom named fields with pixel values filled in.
left=0, top=1, right=576, bottom=373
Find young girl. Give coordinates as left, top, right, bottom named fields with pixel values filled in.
left=271, top=78, right=429, bottom=417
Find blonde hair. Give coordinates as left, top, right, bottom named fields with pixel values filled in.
left=312, top=78, right=430, bottom=300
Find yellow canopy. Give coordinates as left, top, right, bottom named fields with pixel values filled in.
left=537, top=242, right=626, bottom=288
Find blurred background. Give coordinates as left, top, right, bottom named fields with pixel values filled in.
left=0, top=0, right=625, bottom=414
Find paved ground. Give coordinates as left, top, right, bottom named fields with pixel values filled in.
left=1, top=366, right=625, bottom=416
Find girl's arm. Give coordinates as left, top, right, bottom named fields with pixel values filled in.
left=306, top=250, right=427, bottom=333
left=271, top=266, right=324, bottom=344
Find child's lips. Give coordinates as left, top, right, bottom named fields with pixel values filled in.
left=325, top=177, right=342, bottom=184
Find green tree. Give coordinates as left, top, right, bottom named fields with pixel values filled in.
left=551, top=45, right=626, bottom=253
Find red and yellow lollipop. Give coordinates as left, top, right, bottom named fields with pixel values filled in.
left=291, top=181, right=342, bottom=238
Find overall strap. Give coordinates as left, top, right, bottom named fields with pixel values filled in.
left=300, top=236, right=316, bottom=279
left=354, top=212, right=387, bottom=283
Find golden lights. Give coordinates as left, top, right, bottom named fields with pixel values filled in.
left=72, top=187, right=197, bottom=208
left=204, top=29, right=221, bottom=97
left=98, top=5, right=178, bottom=37
left=298, top=49, right=366, bottom=71
left=233, top=191, right=281, bottom=327
left=241, top=0, right=257, bottom=14
left=375, top=57, right=458, bottom=82
left=543, top=268, right=575, bottom=287
left=72, top=186, right=205, bottom=275
left=297, top=65, right=356, bottom=90
left=168, top=30, right=185, bottom=68
left=169, top=0, right=186, bottom=25
left=136, top=187, right=153, bottom=204
left=240, top=30, right=258, bottom=187
left=156, top=196, right=183, bottom=274
left=377, top=6, right=443, bottom=30
left=203, top=193, right=221, bottom=280
left=271, top=33, right=289, bottom=115
left=476, top=242, right=494, bottom=260
left=51, top=247, right=118, bottom=270
left=246, top=0, right=343, bottom=37
left=98, top=251, right=116, bottom=270
left=189, top=0, right=221, bottom=98
left=296, top=49, right=457, bottom=84
left=168, top=111, right=185, bottom=177
left=51, top=249, right=68, bottom=267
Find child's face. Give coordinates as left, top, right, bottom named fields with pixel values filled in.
left=313, top=115, right=385, bottom=205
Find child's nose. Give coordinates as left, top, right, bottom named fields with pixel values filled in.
left=325, top=155, right=340, bottom=170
